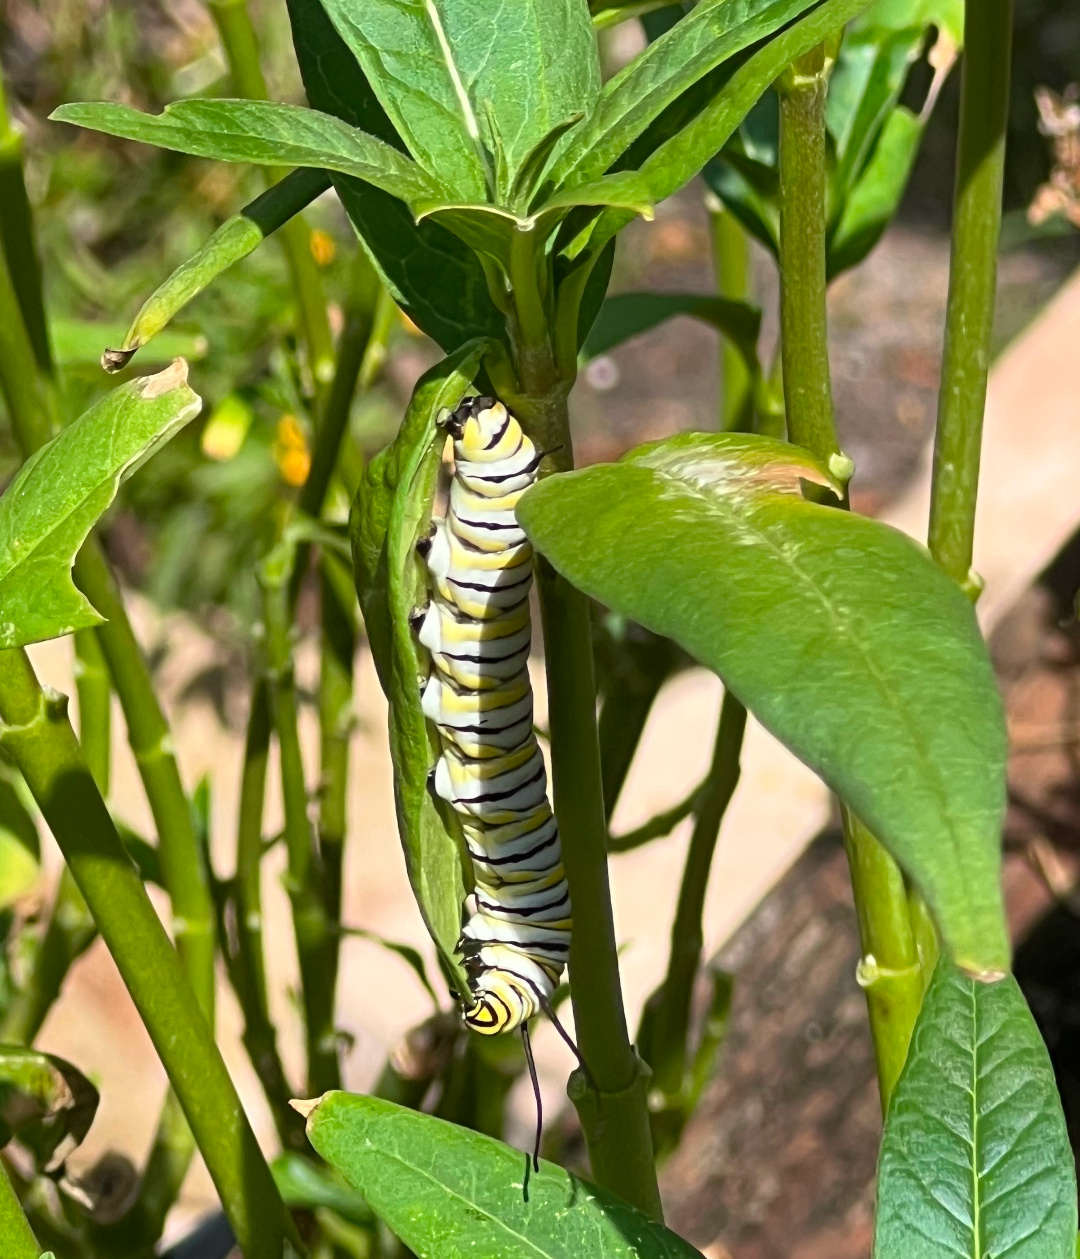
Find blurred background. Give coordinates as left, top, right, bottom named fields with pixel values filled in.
left=3, top=0, right=1080, bottom=1255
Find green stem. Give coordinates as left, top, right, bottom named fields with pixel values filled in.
left=0, top=237, right=59, bottom=448
left=0, top=1156, right=39, bottom=1259
left=207, top=0, right=334, bottom=393
left=73, top=544, right=216, bottom=1022
left=927, top=0, right=1013, bottom=591
left=318, top=566, right=355, bottom=958
left=777, top=48, right=836, bottom=462
left=0, top=649, right=290, bottom=1259
left=0, top=78, right=52, bottom=374
left=841, top=809, right=923, bottom=1111
left=707, top=199, right=752, bottom=431
left=778, top=45, right=924, bottom=1113
left=261, top=547, right=340, bottom=1097
left=74, top=629, right=111, bottom=795
left=650, top=694, right=746, bottom=1097
left=226, top=685, right=304, bottom=1149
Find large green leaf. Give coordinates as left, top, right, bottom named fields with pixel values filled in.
left=303, top=1091, right=705, bottom=1258
left=551, top=0, right=825, bottom=189
left=315, top=0, right=599, bottom=200
left=0, top=361, right=201, bottom=650
left=350, top=343, right=494, bottom=992
left=630, top=0, right=874, bottom=206
left=286, top=0, right=504, bottom=351
left=874, top=962, right=1076, bottom=1259
left=51, top=100, right=445, bottom=210
left=518, top=433, right=1009, bottom=975
left=0, top=1046, right=99, bottom=1170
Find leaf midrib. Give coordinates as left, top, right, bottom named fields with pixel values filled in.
left=355, top=1136, right=569, bottom=1259
left=648, top=465, right=982, bottom=904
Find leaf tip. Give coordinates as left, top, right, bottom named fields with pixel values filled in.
left=960, top=963, right=1010, bottom=985
left=289, top=1096, right=321, bottom=1121
left=137, top=357, right=189, bottom=398
left=102, top=346, right=138, bottom=374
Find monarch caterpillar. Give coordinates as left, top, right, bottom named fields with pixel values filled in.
left=414, top=395, right=579, bottom=1167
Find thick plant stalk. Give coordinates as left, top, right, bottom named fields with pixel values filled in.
left=0, top=1157, right=39, bottom=1259
left=778, top=45, right=925, bottom=1113
left=928, top=0, right=1014, bottom=590
left=261, top=546, right=340, bottom=1097
left=650, top=693, right=746, bottom=1097
left=0, top=648, right=291, bottom=1259
left=207, top=0, right=334, bottom=392
left=514, top=355, right=661, bottom=1218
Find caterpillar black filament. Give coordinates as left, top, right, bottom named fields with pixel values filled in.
left=415, top=396, right=572, bottom=1046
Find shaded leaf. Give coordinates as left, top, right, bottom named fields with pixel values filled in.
left=305, top=1091, right=706, bottom=1258
left=518, top=433, right=1010, bottom=975
left=828, top=106, right=924, bottom=279
left=51, top=100, right=445, bottom=210
left=271, top=1151, right=374, bottom=1227
left=580, top=292, right=761, bottom=375
left=286, top=0, right=504, bottom=351
left=0, top=361, right=201, bottom=649
left=350, top=344, right=495, bottom=991
left=874, top=961, right=1076, bottom=1259
left=0, top=1046, right=99, bottom=1170
left=50, top=320, right=206, bottom=369
left=858, top=0, right=962, bottom=42
left=590, top=1, right=685, bottom=32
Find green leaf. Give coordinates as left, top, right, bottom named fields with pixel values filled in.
left=857, top=0, right=962, bottom=42
left=101, top=167, right=330, bottom=370
left=0, top=772, right=39, bottom=909
left=304, top=1091, right=706, bottom=1258
left=630, top=0, right=876, bottom=209
left=350, top=343, right=495, bottom=992
left=518, top=433, right=1009, bottom=975
left=0, top=1046, right=99, bottom=1169
left=874, top=961, right=1077, bottom=1259
left=50, top=100, right=445, bottom=211
left=0, top=361, right=202, bottom=650
left=580, top=292, right=761, bottom=376
left=315, top=0, right=600, bottom=200
left=271, top=1151, right=374, bottom=1227
left=285, top=0, right=504, bottom=351
left=827, top=105, right=924, bottom=279
left=552, top=0, right=827, bottom=189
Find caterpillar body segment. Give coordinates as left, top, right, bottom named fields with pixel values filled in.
left=414, top=395, right=571, bottom=1039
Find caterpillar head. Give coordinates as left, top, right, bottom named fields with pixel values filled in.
left=444, top=396, right=509, bottom=459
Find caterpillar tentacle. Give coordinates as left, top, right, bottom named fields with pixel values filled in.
left=416, top=396, right=571, bottom=1036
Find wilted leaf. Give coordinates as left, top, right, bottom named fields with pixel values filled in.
left=0, top=361, right=201, bottom=649
left=0, top=1046, right=99, bottom=1170
left=518, top=433, right=1010, bottom=975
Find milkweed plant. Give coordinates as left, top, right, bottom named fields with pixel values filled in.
left=0, top=0, right=1076, bottom=1256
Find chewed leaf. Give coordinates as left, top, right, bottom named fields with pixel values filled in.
left=0, top=362, right=201, bottom=650
left=0, top=1045, right=99, bottom=1171
left=519, top=432, right=1010, bottom=976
